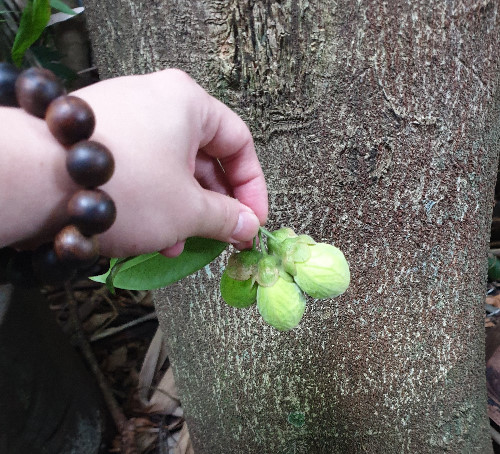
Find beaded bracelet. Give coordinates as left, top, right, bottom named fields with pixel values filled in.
left=0, top=63, right=116, bottom=286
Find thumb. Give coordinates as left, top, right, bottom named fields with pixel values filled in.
left=189, top=189, right=260, bottom=244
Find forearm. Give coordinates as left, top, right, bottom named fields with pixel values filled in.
left=0, top=69, right=267, bottom=258
left=0, top=107, right=77, bottom=248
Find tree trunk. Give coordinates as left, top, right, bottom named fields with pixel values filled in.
left=84, top=1, right=500, bottom=452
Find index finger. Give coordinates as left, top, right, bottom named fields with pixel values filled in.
left=199, top=95, right=268, bottom=224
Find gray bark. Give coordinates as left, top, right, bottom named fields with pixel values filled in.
left=84, top=1, right=500, bottom=452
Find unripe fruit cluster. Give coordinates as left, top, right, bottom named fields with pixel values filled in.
left=220, top=228, right=350, bottom=331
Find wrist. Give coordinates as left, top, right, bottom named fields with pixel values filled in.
left=0, top=108, right=77, bottom=248
left=1, top=64, right=118, bottom=286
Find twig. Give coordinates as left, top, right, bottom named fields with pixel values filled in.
left=64, top=282, right=138, bottom=454
left=90, top=312, right=157, bottom=342
left=77, top=66, right=98, bottom=75
left=486, top=303, right=500, bottom=316
left=124, top=289, right=151, bottom=304
left=491, top=425, right=500, bottom=446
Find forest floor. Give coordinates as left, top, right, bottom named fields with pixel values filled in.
left=45, top=267, right=193, bottom=454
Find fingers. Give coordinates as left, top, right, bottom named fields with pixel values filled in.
left=199, top=95, right=268, bottom=224
left=194, top=151, right=231, bottom=195
left=185, top=186, right=260, bottom=245
left=160, top=240, right=186, bottom=258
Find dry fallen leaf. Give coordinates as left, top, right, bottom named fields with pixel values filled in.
left=137, top=328, right=180, bottom=414
left=82, top=311, right=115, bottom=332
left=138, top=327, right=168, bottom=404
left=147, top=367, right=180, bottom=414
left=488, top=293, right=500, bottom=309
left=104, top=345, right=128, bottom=372
left=171, top=422, right=194, bottom=454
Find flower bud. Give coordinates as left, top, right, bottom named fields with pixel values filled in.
left=294, top=243, right=350, bottom=299
left=266, top=228, right=316, bottom=274
left=225, top=249, right=262, bottom=280
left=257, top=273, right=306, bottom=331
left=267, top=227, right=297, bottom=254
left=220, top=270, right=257, bottom=308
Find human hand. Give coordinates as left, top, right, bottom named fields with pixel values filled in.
left=73, top=69, right=268, bottom=257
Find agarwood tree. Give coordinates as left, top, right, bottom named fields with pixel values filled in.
left=84, top=1, right=500, bottom=452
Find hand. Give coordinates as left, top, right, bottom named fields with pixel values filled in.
left=74, top=69, right=268, bottom=257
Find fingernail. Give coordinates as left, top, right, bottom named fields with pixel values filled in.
left=229, top=210, right=260, bottom=243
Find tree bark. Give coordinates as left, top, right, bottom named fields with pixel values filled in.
left=84, top=1, right=500, bottom=452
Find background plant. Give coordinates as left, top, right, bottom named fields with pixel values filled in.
left=1, top=0, right=84, bottom=84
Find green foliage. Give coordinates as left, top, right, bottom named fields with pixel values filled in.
left=91, top=237, right=227, bottom=292
left=488, top=254, right=500, bottom=281
left=30, top=45, right=77, bottom=81
left=10, top=0, right=77, bottom=66
left=0, top=0, right=10, bottom=21
left=11, top=0, right=51, bottom=66
left=50, top=0, right=76, bottom=15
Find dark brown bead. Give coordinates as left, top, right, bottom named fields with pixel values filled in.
left=46, top=96, right=96, bottom=146
left=32, top=243, right=77, bottom=285
left=0, top=63, right=20, bottom=107
left=66, top=141, right=115, bottom=187
left=67, top=189, right=116, bottom=235
left=15, top=67, right=65, bottom=118
left=54, top=225, right=99, bottom=264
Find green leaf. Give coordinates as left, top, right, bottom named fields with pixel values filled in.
left=489, top=254, right=500, bottom=281
left=11, top=0, right=51, bottom=66
left=30, top=45, right=78, bottom=81
left=50, top=0, right=76, bottom=15
left=105, top=257, right=131, bottom=294
left=90, top=237, right=228, bottom=290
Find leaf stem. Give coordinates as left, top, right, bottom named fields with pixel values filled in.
left=105, top=256, right=132, bottom=294
left=258, top=229, right=268, bottom=255
left=259, top=227, right=278, bottom=241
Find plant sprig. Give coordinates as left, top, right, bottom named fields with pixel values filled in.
left=91, top=237, right=227, bottom=293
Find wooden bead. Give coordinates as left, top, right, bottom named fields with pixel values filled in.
left=32, top=243, right=77, bottom=285
left=0, top=63, right=20, bottom=107
left=46, top=96, right=96, bottom=146
left=67, top=189, right=116, bottom=235
left=15, top=67, right=64, bottom=118
left=54, top=225, right=99, bottom=264
left=66, top=141, right=115, bottom=187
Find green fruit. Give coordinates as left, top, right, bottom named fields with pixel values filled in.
left=257, top=275, right=306, bottom=331
left=220, top=270, right=257, bottom=308
left=294, top=243, right=350, bottom=299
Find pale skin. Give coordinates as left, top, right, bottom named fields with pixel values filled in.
left=0, top=69, right=268, bottom=258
